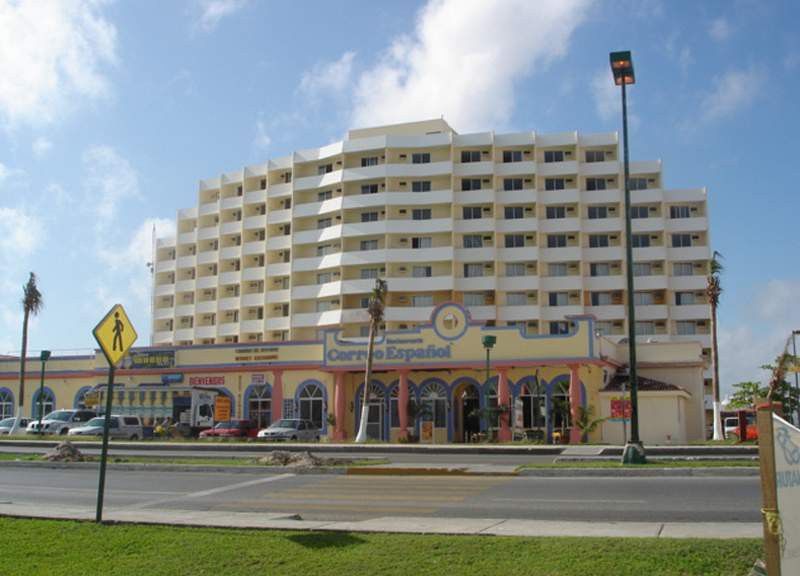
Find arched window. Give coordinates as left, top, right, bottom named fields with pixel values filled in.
left=248, top=385, right=272, bottom=428
left=550, top=381, right=571, bottom=437
left=0, top=389, right=13, bottom=419
left=31, top=388, right=55, bottom=419
left=420, top=381, right=447, bottom=428
left=519, top=379, right=546, bottom=429
left=298, top=383, right=324, bottom=430
left=357, top=382, right=385, bottom=441
left=74, top=387, right=92, bottom=410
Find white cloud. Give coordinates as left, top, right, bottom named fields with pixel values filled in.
left=708, top=17, right=732, bottom=42
left=196, top=0, right=248, bottom=31
left=32, top=136, right=53, bottom=157
left=253, top=118, right=271, bottom=154
left=589, top=69, right=640, bottom=129
left=350, top=0, right=593, bottom=132
left=97, top=217, right=175, bottom=272
left=702, top=66, right=763, bottom=121
left=82, top=145, right=141, bottom=229
left=0, top=0, right=117, bottom=127
left=299, top=51, right=356, bottom=101
left=0, top=206, right=42, bottom=259
left=0, top=162, right=9, bottom=185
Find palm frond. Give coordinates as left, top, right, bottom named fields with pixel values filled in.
left=21, top=272, right=43, bottom=316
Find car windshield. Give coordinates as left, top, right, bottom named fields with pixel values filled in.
left=0, top=418, right=14, bottom=427
left=271, top=420, right=298, bottom=429
left=45, top=411, right=72, bottom=422
left=215, top=421, right=234, bottom=429
left=86, top=417, right=106, bottom=427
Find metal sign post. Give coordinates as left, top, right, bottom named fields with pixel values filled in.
left=92, top=304, right=137, bottom=523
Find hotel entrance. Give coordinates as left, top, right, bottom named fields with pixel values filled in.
left=453, top=380, right=481, bottom=443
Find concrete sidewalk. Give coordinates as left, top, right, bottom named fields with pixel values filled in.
left=0, top=503, right=761, bottom=539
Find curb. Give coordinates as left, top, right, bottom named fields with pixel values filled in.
left=517, top=467, right=759, bottom=477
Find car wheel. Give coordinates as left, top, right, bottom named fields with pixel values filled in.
left=59, top=427, right=68, bottom=435
left=291, top=435, right=297, bottom=441
left=315, top=435, right=320, bottom=442
left=129, top=434, right=139, bottom=441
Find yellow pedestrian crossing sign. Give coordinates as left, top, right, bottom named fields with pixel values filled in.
left=93, top=304, right=138, bottom=366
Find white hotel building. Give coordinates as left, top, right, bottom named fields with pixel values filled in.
left=152, top=118, right=712, bottom=366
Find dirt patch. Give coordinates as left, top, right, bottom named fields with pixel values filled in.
left=42, top=441, right=86, bottom=462
left=255, top=450, right=355, bottom=468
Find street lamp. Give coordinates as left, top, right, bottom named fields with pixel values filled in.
left=610, top=50, right=646, bottom=464
left=482, top=335, right=496, bottom=431
left=37, top=350, right=51, bottom=432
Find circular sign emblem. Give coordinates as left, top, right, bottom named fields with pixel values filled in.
left=432, top=303, right=469, bottom=341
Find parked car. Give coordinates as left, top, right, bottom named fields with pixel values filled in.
left=0, top=417, right=30, bottom=435
left=257, top=419, right=320, bottom=442
left=199, top=419, right=258, bottom=439
left=725, top=413, right=758, bottom=441
left=26, top=409, right=97, bottom=435
left=723, top=416, right=739, bottom=438
left=68, top=415, right=144, bottom=440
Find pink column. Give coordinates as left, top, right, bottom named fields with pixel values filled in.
left=497, top=368, right=511, bottom=442
left=271, top=370, right=283, bottom=423
left=334, top=372, right=346, bottom=441
left=568, top=364, right=582, bottom=444
left=398, top=370, right=410, bottom=441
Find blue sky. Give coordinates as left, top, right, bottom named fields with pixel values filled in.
left=0, top=0, right=798, bottom=395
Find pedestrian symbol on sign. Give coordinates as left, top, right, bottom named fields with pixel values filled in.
left=112, top=312, right=124, bottom=351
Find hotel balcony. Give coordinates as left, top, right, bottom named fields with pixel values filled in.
left=496, top=218, right=538, bottom=233
left=590, top=305, right=626, bottom=321
left=497, top=275, right=539, bottom=291
left=669, top=275, right=707, bottom=291
left=582, top=188, right=622, bottom=204
left=670, top=304, right=710, bottom=321
left=635, top=305, right=669, bottom=320
left=580, top=160, right=619, bottom=177
left=454, top=276, right=496, bottom=291
left=153, top=330, right=173, bottom=344
left=494, top=160, right=536, bottom=176
left=539, top=218, right=579, bottom=234
left=540, top=276, right=583, bottom=291
left=496, top=246, right=538, bottom=261
left=666, top=217, right=708, bottom=233
left=454, top=218, right=496, bottom=233
left=540, top=305, right=584, bottom=321
left=537, top=160, right=578, bottom=177
left=582, top=217, right=622, bottom=233
left=539, top=188, right=580, bottom=205
left=633, top=275, right=669, bottom=291
left=497, top=305, right=540, bottom=321
left=669, top=245, right=711, bottom=261
left=495, top=188, right=536, bottom=204
left=584, top=276, right=625, bottom=291
left=540, top=246, right=582, bottom=262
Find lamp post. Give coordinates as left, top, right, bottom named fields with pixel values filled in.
left=482, top=335, right=496, bottom=432
left=793, top=330, right=800, bottom=425
left=610, top=50, right=646, bottom=464
left=37, top=350, right=51, bottom=431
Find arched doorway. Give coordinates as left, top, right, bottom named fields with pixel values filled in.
left=519, top=378, right=546, bottom=438
left=31, top=388, right=55, bottom=419
left=452, top=379, right=481, bottom=443
left=550, top=381, right=571, bottom=443
left=247, top=385, right=272, bottom=429
left=419, top=380, right=448, bottom=443
left=355, top=382, right=386, bottom=441
left=297, top=382, right=325, bottom=432
left=0, top=388, right=14, bottom=419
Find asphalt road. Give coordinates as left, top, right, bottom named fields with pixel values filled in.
left=0, top=466, right=760, bottom=523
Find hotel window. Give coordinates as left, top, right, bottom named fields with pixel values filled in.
left=317, top=163, right=333, bottom=175
left=316, top=272, right=332, bottom=284
left=506, top=292, right=527, bottom=306
left=412, top=152, right=431, bottom=164
left=463, top=235, right=483, bottom=248
left=360, top=268, right=379, bottom=279
left=547, top=234, right=567, bottom=248
left=587, top=206, right=608, bottom=219
left=505, top=234, right=524, bottom=248
left=591, top=292, right=613, bottom=306
left=412, top=209, right=432, bottom=220
left=412, top=266, right=432, bottom=278
left=586, top=178, right=607, bottom=191
left=298, top=383, right=325, bottom=430
left=505, top=206, right=524, bottom=219
left=673, top=262, right=694, bottom=276
left=631, top=234, right=650, bottom=248
left=546, top=206, right=566, bottom=219
left=464, top=292, right=486, bottom=306
left=630, top=206, right=649, bottom=219
left=359, top=325, right=370, bottom=336
left=506, top=263, right=526, bottom=277
left=675, top=292, right=696, bottom=305
left=633, top=262, right=652, bottom=276
left=412, top=295, right=434, bottom=307
left=461, top=178, right=482, bottom=191
left=317, top=190, right=332, bottom=202
left=317, top=218, right=332, bottom=229
left=316, top=300, right=336, bottom=312
left=591, top=263, right=611, bottom=276
left=545, top=178, right=565, bottom=191
left=503, top=178, right=523, bottom=191
left=361, top=156, right=379, bottom=167
left=411, top=180, right=431, bottom=192
left=461, top=150, right=481, bottom=163
left=676, top=321, right=697, bottom=335
left=589, top=234, right=609, bottom=248
left=670, top=205, right=691, bottom=219
left=671, top=233, right=692, bottom=248
left=548, top=263, right=568, bottom=276
left=635, top=321, right=656, bottom=335
left=462, top=206, right=482, bottom=220
left=544, top=150, right=565, bottom=163
left=360, top=297, right=370, bottom=308
left=361, top=184, right=379, bottom=194
left=628, top=178, right=648, bottom=190
left=360, top=239, right=378, bottom=251
left=464, top=263, right=484, bottom=278
left=634, top=292, right=654, bottom=306
left=595, top=321, right=614, bottom=335
left=260, top=178, right=267, bottom=190
left=420, top=383, right=447, bottom=428
left=316, top=244, right=335, bottom=256
left=585, top=150, right=606, bottom=163
left=548, top=292, right=568, bottom=306
left=361, top=211, right=379, bottom=223
left=503, top=150, right=523, bottom=163
left=549, top=321, right=570, bottom=335
left=412, top=237, right=432, bottom=249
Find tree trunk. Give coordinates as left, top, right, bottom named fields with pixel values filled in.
left=710, top=300, right=723, bottom=441
left=355, top=320, right=376, bottom=443
left=10, top=310, right=30, bottom=435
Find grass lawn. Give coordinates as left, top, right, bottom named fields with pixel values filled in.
left=520, top=460, right=758, bottom=469
left=0, top=517, right=761, bottom=576
left=0, top=452, right=386, bottom=467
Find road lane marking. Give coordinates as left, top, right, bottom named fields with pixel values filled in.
left=490, top=497, right=648, bottom=504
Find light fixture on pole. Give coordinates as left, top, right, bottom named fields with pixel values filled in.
left=37, top=350, right=51, bottom=432
left=482, top=335, right=496, bottom=430
left=610, top=50, right=646, bottom=464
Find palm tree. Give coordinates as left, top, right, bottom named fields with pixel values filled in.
left=706, top=252, right=723, bottom=440
left=355, top=278, right=387, bottom=443
left=10, top=273, right=43, bottom=435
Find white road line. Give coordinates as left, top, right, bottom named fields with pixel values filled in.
left=490, top=497, right=648, bottom=504
left=124, top=473, right=295, bottom=510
